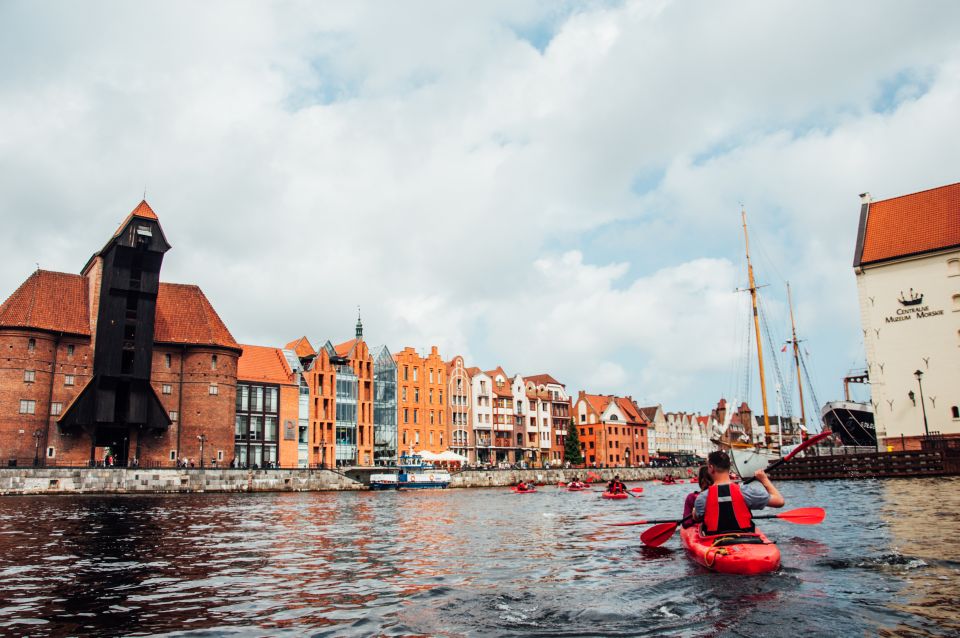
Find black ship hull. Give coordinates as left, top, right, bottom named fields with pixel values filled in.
left=820, top=401, right=876, bottom=447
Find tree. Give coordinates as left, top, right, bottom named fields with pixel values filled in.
left=564, top=420, right=583, bottom=465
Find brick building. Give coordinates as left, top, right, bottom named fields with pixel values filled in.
left=573, top=392, right=650, bottom=467
left=0, top=201, right=239, bottom=467
left=395, top=346, right=447, bottom=455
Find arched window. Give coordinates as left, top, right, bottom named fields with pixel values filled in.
left=949, top=258, right=960, bottom=276
left=953, top=294, right=960, bottom=311
left=952, top=406, right=960, bottom=419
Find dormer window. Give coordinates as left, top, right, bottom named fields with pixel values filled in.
left=136, top=224, right=152, bottom=237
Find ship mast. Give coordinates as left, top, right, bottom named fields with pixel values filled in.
left=787, top=282, right=808, bottom=440
left=742, top=209, right=771, bottom=444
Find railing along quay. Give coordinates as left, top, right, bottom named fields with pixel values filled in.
left=769, top=449, right=958, bottom=480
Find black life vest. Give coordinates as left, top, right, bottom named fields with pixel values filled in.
left=702, top=483, right=755, bottom=535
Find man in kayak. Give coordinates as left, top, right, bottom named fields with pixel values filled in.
left=516, top=480, right=530, bottom=491
left=606, top=475, right=626, bottom=494
left=692, top=450, right=784, bottom=535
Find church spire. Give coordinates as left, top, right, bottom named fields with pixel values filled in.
left=355, top=306, right=363, bottom=340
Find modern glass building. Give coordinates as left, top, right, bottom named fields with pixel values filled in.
left=334, top=364, right=358, bottom=466
left=371, top=345, right=398, bottom=466
left=235, top=382, right=280, bottom=467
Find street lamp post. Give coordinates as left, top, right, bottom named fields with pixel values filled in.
left=33, top=429, right=42, bottom=467
left=197, top=433, right=207, bottom=468
left=914, top=370, right=930, bottom=439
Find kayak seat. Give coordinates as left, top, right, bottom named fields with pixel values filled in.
left=708, top=533, right=767, bottom=547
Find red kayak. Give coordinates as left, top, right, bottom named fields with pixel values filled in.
left=512, top=488, right=537, bottom=494
left=680, top=525, right=780, bottom=575
left=566, top=485, right=590, bottom=492
left=601, top=492, right=628, bottom=500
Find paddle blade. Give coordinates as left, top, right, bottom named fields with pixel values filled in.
left=631, top=487, right=644, bottom=493
left=776, top=507, right=826, bottom=524
left=640, top=522, right=680, bottom=547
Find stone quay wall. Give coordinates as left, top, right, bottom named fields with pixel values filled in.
left=450, top=466, right=691, bottom=488
left=0, top=468, right=362, bottom=495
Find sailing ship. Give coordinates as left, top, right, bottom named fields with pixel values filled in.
left=715, top=211, right=822, bottom=477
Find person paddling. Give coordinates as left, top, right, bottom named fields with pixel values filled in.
left=682, top=466, right=712, bottom=528
left=516, top=480, right=530, bottom=492
left=693, top=451, right=784, bottom=535
left=606, top=475, right=626, bottom=494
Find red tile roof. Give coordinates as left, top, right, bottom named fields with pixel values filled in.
left=238, top=344, right=295, bottom=385
left=857, top=182, right=960, bottom=266
left=0, top=270, right=91, bottom=336
left=524, top=373, right=563, bottom=387
left=154, top=283, right=239, bottom=351
left=334, top=338, right=358, bottom=357
left=582, top=393, right=612, bottom=415
left=113, top=200, right=160, bottom=238
left=284, top=336, right=315, bottom=358
left=615, top=397, right=646, bottom=424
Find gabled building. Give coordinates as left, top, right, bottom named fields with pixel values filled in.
left=236, top=344, right=299, bottom=467
left=0, top=200, right=239, bottom=467
left=447, top=355, right=474, bottom=463
left=573, top=392, right=650, bottom=467
left=395, top=345, right=446, bottom=455
left=469, top=368, right=494, bottom=465
left=486, top=367, right=518, bottom=465
left=524, top=374, right=571, bottom=467
left=853, top=182, right=960, bottom=450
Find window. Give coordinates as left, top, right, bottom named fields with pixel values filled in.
left=27, top=338, right=35, bottom=352
left=402, top=386, right=407, bottom=401
left=211, top=355, right=218, bottom=370
left=170, top=450, right=177, bottom=461
left=67, top=344, right=74, bottom=356
left=430, top=411, right=435, bottom=425
left=24, top=370, right=35, bottom=383
left=429, top=389, right=433, bottom=404
left=953, top=294, right=960, bottom=311
left=952, top=406, right=960, bottom=419
left=414, top=409, right=419, bottom=424
left=415, top=432, right=420, bottom=444
left=50, top=402, right=63, bottom=416
left=439, top=390, right=443, bottom=404
left=429, top=431, right=434, bottom=445
left=19, top=400, right=36, bottom=415
left=402, top=431, right=407, bottom=445
left=169, top=410, right=178, bottom=421
left=429, top=368, right=434, bottom=383
left=47, top=447, right=55, bottom=458
left=209, top=384, right=219, bottom=395
left=404, top=408, right=409, bottom=424
left=949, top=258, right=960, bottom=276
left=162, top=384, right=172, bottom=395
left=413, top=367, right=418, bottom=381
left=64, top=374, right=74, bottom=386
left=165, top=353, right=172, bottom=368
left=217, top=450, right=224, bottom=461
left=404, top=366, right=409, bottom=381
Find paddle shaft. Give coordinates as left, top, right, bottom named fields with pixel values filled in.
left=742, top=430, right=832, bottom=485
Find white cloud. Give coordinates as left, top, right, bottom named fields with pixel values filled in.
left=1, top=0, right=958, bottom=413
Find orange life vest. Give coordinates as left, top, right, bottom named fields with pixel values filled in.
left=703, top=483, right=754, bottom=535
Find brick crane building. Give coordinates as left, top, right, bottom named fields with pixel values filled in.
left=0, top=201, right=239, bottom=467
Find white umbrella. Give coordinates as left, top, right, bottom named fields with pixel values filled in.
left=437, top=450, right=468, bottom=462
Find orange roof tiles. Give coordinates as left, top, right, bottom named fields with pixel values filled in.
left=0, top=270, right=91, bottom=336
left=524, top=373, right=563, bottom=386
left=582, top=393, right=612, bottom=415
left=113, top=200, right=160, bottom=237
left=154, top=283, right=239, bottom=351
left=284, top=336, right=315, bottom=358
left=615, top=397, right=645, bottom=424
left=238, top=344, right=295, bottom=385
left=857, top=182, right=960, bottom=266
left=334, top=338, right=358, bottom=357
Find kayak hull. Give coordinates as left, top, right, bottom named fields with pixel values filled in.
left=601, top=492, right=628, bottom=500
left=566, top=487, right=589, bottom=492
left=512, top=489, right=537, bottom=494
left=680, top=525, right=780, bottom=575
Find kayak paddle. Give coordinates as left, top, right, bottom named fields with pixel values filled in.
left=631, top=487, right=644, bottom=493
left=635, top=507, right=826, bottom=547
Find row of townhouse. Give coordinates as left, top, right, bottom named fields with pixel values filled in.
left=0, top=198, right=714, bottom=470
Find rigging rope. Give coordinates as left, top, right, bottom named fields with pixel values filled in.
left=799, top=352, right=822, bottom=432
left=757, top=296, right=791, bottom=417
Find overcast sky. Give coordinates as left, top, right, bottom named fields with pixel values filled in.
left=2, top=1, right=958, bottom=415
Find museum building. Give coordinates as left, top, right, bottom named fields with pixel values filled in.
left=0, top=201, right=240, bottom=467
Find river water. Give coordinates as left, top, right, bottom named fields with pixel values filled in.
left=0, top=477, right=957, bottom=637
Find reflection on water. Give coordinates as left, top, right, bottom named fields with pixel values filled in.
left=0, top=478, right=957, bottom=637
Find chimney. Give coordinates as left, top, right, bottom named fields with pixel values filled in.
left=859, top=192, right=872, bottom=204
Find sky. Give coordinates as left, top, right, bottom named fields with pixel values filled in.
left=1, top=0, right=959, bottom=416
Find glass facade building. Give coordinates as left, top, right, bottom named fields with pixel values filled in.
left=372, top=345, right=398, bottom=466
left=235, top=382, right=279, bottom=467
left=335, top=364, right=358, bottom=466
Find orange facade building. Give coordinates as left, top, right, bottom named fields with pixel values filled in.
left=235, top=344, right=300, bottom=468
left=395, top=346, right=447, bottom=454
left=574, top=392, right=650, bottom=467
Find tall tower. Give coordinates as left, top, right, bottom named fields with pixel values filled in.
left=355, top=307, right=363, bottom=340
left=61, top=201, right=172, bottom=463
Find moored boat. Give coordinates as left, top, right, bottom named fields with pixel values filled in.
left=369, top=454, right=451, bottom=490
left=680, top=524, right=780, bottom=575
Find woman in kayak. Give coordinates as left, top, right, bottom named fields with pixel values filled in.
left=693, top=451, right=785, bottom=535
left=516, top=480, right=530, bottom=491
left=681, top=466, right=712, bottom=528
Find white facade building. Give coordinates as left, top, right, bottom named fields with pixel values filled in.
left=853, top=183, right=960, bottom=449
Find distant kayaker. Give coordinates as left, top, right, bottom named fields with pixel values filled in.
left=692, top=451, right=785, bottom=535
left=682, top=466, right=713, bottom=528
left=516, top=480, right=530, bottom=491
left=606, top=475, right=626, bottom=494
